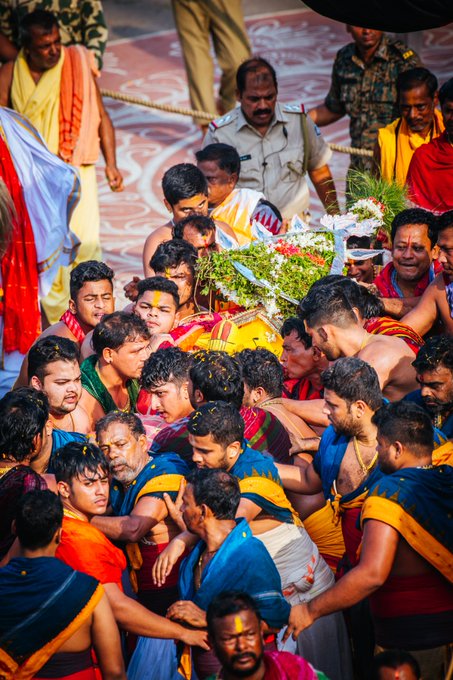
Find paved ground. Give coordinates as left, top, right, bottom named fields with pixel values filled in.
left=96, top=2, right=453, bottom=305
left=103, top=0, right=304, bottom=39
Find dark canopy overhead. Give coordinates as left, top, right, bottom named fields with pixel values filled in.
left=300, top=0, right=453, bottom=32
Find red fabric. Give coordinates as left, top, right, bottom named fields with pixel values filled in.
left=364, top=316, right=424, bottom=355
left=34, top=670, right=97, bottom=680
left=0, top=135, right=40, bottom=353
left=374, top=261, right=442, bottom=299
left=264, top=651, right=318, bottom=679
left=282, top=378, right=322, bottom=401
left=341, top=507, right=362, bottom=568
left=407, top=131, right=453, bottom=213
left=57, top=517, right=126, bottom=587
left=370, top=571, right=453, bottom=618
left=60, top=309, right=86, bottom=343
left=136, top=541, right=186, bottom=591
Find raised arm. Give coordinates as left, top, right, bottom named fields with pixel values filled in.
left=402, top=281, right=439, bottom=336
left=282, top=398, right=329, bottom=427
left=91, top=495, right=167, bottom=542
left=275, top=460, right=322, bottom=495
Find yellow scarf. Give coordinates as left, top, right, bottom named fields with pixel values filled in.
left=11, top=48, right=65, bottom=155
left=378, top=108, right=444, bottom=185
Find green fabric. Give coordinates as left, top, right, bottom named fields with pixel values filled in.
left=81, top=355, right=139, bottom=414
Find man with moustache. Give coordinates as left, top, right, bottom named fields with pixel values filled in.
left=93, top=411, right=189, bottom=615
left=375, top=68, right=444, bottom=184
left=403, top=211, right=453, bottom=336
left=28, top=336, right=89, bottom=456
left=309, top=26, right=420, bottom=174
left=404, top=336, right=453, bottom=438
left=285, top=402, right=453, bottom=680
left=407, top=78, right=453, bottom=212
left=53, top=441, right=208, bottom=652
left=373, top=208, right=440, bottom=318
left=203, top=57, right=338, bottom=220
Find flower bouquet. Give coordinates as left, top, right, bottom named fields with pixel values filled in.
left=196, top=231, right=336, bottom=320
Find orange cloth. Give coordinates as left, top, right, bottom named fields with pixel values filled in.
left=56, top=516, right=126, bottom=587
left=59, top=45, right=100, bottom=166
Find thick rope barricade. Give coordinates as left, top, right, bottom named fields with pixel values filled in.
left=101, top=89, right=374, bottom=158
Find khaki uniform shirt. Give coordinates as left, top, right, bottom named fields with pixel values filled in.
left=203, top=103, right=332, bottom=219
left=325, top=34, right=420, bottom=170
left=0, top=0, right=107, bottom=68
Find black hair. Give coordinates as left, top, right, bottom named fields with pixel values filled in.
left=236, top=57, right=278, bottom=95
left=321, top=358, right=383, bottom=411
left=412, top=335, right=453, bottom=373
left=280, top=317, right=312, bottom=348
left=19, top=9, right=58, bottom=48
left=187, top=401, right=244, bottom=446
left=173, top=215, right=215, bottom=241
left=150, top=239, right=198, bottom=278
left=439, top=77, right=453, bottom=106
left=300, top=285, right=358, bottom=329
left=370, top=650, right=421, bottom=680
left=397, top=67, right=438, bottom=99
left=207, top=592, right=261, bottom=638
left=190, top=351, right=244, bottom=408
left=140, top=346, right=192, bottom=390
left=161, top=163, right=208, bottom=206
left=357, top=286, right=385, bottom=319
left=28, top=335, right=80, bottom=383
left=69, top=260, right=114, bottom=301
left=52, top=441, right=109, bottom=485
left=437, top=210, right=453, bottom=234
left=372, top=401, right=434, bottom=456
left=136, top=276, right=179, bottom=308
left=0, top=388, right=49, bottom=462
left=95, top=410, right=146, bottom=440
left=186, top=468, right=240, bottom=519
left=236, top=348, right=283, bottom=399
left=391, top=208, right=437, bottom=248
left=15, top=490, right=63, bottom=550
left=346, top=235, right=372, bottom=249
left=91, top=311, right=150, bottom=357
left=195, top=143, right=241, bottom=176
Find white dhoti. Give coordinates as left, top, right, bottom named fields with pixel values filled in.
left=257, top=523, right=353, bottom=680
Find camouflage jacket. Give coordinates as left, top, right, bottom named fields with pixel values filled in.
left=325, top=34, right=421, bottom=158
left=0, top=0, right=107, bottom=68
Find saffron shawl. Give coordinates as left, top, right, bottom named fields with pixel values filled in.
left=0, top=557, right=103, bottom=680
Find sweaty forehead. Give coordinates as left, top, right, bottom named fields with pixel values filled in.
left=394, top=223, right=429, bottom=243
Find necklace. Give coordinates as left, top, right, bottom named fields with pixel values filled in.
left=95, top=362, right=131, bottom=412
left=353, top=437, right=378, bottom=475
left=194, top=548, right=218, bottom=590
left=50, top=412, right=75, bottom=432
left=63, top=507, right=88, bottom=521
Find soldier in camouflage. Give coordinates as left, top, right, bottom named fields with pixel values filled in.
left=0, top=0, right=107, bottom=69
left=309, top=26, right=421, bottom=174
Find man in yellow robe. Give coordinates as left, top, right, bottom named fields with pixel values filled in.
left=0, top=9, right=123, bottom=323
left=375, top=67, right=444, bottom=185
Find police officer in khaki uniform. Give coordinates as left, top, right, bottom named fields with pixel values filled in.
left=309, top=25, right=421, bottom=174
left=203, top=57, right=338, bottom=221
left=171, top=0, right=250, bottom=128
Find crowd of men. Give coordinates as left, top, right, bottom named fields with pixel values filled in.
left=0, top=4, right=452, bottom=680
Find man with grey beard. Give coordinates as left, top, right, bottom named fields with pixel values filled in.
left=93, top=411, right=189, bottom=616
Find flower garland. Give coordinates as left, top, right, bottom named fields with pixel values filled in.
left=197, top=232, right=335, bottom=320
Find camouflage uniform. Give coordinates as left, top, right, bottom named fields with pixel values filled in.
left=0, top=0, right=107, bottom=69
left=325, top=34, right=421, bottom=172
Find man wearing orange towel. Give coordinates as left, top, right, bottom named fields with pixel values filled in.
left=0, top=9, right=123, bottom=324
